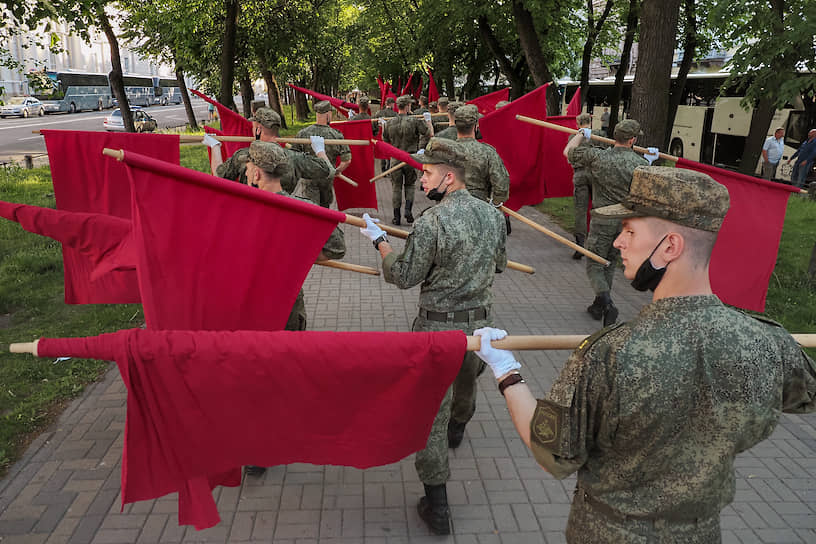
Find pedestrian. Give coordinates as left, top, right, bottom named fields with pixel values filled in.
left=472, top=166, right=816, bottom=543
left=600, top=107, right=610, bottom=136
left=786, top=128, right=816, bottom=187
left=761, top=127, right=785, bottom=181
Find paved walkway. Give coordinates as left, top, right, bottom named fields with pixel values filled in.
left=0, top=175, right=814, bottom=544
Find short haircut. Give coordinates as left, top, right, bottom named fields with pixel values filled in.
left=647, top=217, right=718, bottom=267
left=577, top=113, right=591, bottom=126
left=435, top=162, right=466, bottom=183
left=454, top=118, right=476, bottom=134
left=775, top=127, right=785, bottom=132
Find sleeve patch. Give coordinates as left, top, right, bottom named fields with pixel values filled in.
left=531, top=399, right=565, bottom=451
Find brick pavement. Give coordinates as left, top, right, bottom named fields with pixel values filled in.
left=0, top=174, right=814, bottom=543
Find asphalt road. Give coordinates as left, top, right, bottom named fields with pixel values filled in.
left=0, top=101, right=211, bottom=163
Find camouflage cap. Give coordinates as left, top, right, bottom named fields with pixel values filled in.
left=429, top=101, right=438, bottom=108
left=248, top=141, right=288, bottom=174
left=396, top=95, right=412, bottom=107
left=613, top=119, right=643, bottom=140
left=249, top=107, right=282, bottom=128
left=314, top=100, right=332, bottom=114
left=358, top=96, right=369, bottom=107
left=454, top=104, right=480, bottom=125
left=438, top=96, right=449, bottom=106
left=385, top=96, right=396, bottom=105
left=592, top=166, right=730, bottom=232
left=495, top=101, right=510, bottom=110
left=447, top=101, right=463, bottom=115
left=411, top=137, right=468, bottom=170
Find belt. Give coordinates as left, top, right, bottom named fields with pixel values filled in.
left=578, top=486, right=715, bottom=526
left=418, top=306, right=489, bottom=323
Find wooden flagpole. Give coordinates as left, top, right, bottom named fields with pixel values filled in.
left=35, top=130, right=369, bottom=146
left=316, top=260, right=378, bottom=275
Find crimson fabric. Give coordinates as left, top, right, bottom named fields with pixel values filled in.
left=401, top=73, right=414, bottom=97
left=566, top=86, right=582, bottom=116
left=203, top=125, right=228, bottom=164
left=287, top=84, right=358, bottom=114
left=377, top=76, right=386, bottom=106
left=412, top=75, right=423, bottom=100
left=42, top=130, right=179, bottom=304
left=120, top=150, right=346, bottom=331
left=427, top=70, right=439, bottom=103
left=396, top=77, right=402, bottom=97
left=373, top=140, right=423, bottom=170
left=479, top=84, right=558, bottom=210
left=189, top=90, right=253, bottom=157
left=0, top=200, right=138, bottom=298
left=330, top=120, right=378, bottom=210
left=676, top=158, right=798, bottom=312
left=466, top=88, right=510, bottom=115
left=534, top=115, right=578, bottom=199
left=37, top=328, right=467, bottom=529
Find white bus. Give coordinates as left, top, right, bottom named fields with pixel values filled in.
left=152, top=77, right=183, bottom=106
left=121, top=75, right=155, bottom=107
left=30, top=71, right=113, bottom=113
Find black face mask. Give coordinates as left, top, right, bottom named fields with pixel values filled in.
left=255, top=128, right=262, bottom=141
left=426, top=174, right=448, bottom=201
left=630, top=234, right=668, bottom=292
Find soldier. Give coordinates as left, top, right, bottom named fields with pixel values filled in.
left=242, top=140, right=346, bottom=476
left=292, top=100, right=352, bottom=208
left=354, top=96, right=372, bottom=120
left=563, top=119, right=650, bottom=326
left=495, top=100, right=510, bottom=110
left=472, top=166, right=816, bottom=543
left=358, top=138, right=507, bottom=535
left=413, top=95, right=429, bottom=115
left=429, top=100, right=439, bottom=114
left=437, top=96, right=450, bottom=114
left=434, top=101, right=462, bottom=141
left=382, top=95, right=433, bottom=225
left=373, top=96, right=398, bottom=171
left=205, top=107, right=334, bottom=194
left=569, top=113, right=599, bottom=259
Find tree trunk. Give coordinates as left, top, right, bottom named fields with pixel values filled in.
left=580, top=0, right=615, bottom=108
left=261, top=68, right=287, bottom=129
left=609, top=0, right=640, bottom=135
left=512, top=0, right=559, bottom=114
left=293, top=82, right=310, bottom=122
left=477, top=15, right=528, bottom=100
left=239, top=74, right=253, bottom=118
left=630, top=0, right=682, bottom=149
left=665, top=0, right=697, bottom=150
left=739, top=99, right=775, bottom=175
left=218, top=0, right=239, bottom=110
left=175, top=66, right=198, bottom=130
left=97, top=6, right=134, bottom=132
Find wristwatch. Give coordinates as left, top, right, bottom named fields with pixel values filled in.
left=373, top=234, right=388, bottom=250
left=498, top=372, right=525, bottom=396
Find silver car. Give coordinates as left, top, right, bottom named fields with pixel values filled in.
left=0, top=96, right=45, bottom=118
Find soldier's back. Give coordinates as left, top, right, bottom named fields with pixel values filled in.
left=385, top=115, right=425, bottom=153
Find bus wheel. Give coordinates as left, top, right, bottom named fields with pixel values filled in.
left=669, top=138, right=684, bottom=158
left=69, top=102, right=77, bottom=114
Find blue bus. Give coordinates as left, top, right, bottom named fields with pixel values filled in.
left=122, top=75, right=155, bottom=106
left=31, top=71, right=113, bottom=113
left=152, top=77, right=183, bottom=106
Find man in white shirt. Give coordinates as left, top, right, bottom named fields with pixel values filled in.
left=761, top=127, right=785, bottom=180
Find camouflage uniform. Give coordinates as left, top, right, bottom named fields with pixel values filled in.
left=382, top=109, right=431, bottom=210
left=383, top=188, right=507, bottom=484
left=217, top=147, right=332, bottom=194
left=456, top=137, right=510, bottom=204
left=435, top=126, right=457, bottom=141
left=373, top=105, right=397, bottom=168
left=293, top=103, right=351, bottom=208
left=529, top=296, right=816, bottom=543
left=568, top=130, right=607, bottom=241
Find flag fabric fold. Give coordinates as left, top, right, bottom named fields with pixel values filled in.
left=466, top=88, right=510, bottom=115
left=566, top=86, right=582, bottom=116
left=42, top=130, right=179, bottom=303
left=189, top=90, right=253, bottom=156
left=372, top=140, right=423, bottom=170
left=37, top=328, right=467, bottom=529
left=401, top=73, right=414, bottom=97
left=287, top=84, right=358, bottom=115
left=427, top=70, right=439, bottom=103
left=329, top=120, right=378, bottom=210
left=676, top=158, right=798, bottom=312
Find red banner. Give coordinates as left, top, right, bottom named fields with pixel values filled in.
left=373, top=140, right=423, bottom=170
left=287, top=84, right=358, bottom=116
left=330, top=120, right=378, bottom=210
left=466, top=88, right=510, bottom=115
left=676, top=158, right=798, bottom=312
left=566, top=86, right=582, bottom=116
left=190, top=90, right=252, bottom=157
left=427, top=70, right=439, bottom=103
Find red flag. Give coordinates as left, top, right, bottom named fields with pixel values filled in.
left=466, top=88, right=510, bottom=115
left=287, top=84, right=359, bottom=115
left=427, top=70, right=439, bottom=103
left=566, top=86, right=582, bottom=116
left=118, top=150, right=346, bottom=331
left=377, top=75, right=386, bottom=106
left=190, top=90, right=253, bottom=157
left=42, top=130, right=179, bottom=304
left=329, top=120, right=378, bottom=210
left=202, top=125, right=228, bottom=164
left=534, top=115, right=578, bottom=199
left=373, top=140, right=423, bottom=170
left=412, top=74, right=423, bottom=99
left=676, top=158, right=799, bottom=312
left=479, top=84, right=556, bottom=210
left=401, top=73, right=413, bottom=96
left=37, top=328, right=466, bottom=529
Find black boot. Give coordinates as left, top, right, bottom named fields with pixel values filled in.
left=244, top=465, right=266, bottom=476
left=447, top=420, right=466, bottom=449
left=602, top=294, right=619, bottom=327
left=505, top=214, right=512, bottom=235
left=587, top=294, right=605, bottom=320
left=417, top=484, right=451, bottom=535
left=572, top=234, right=585, bottom=260
left=405, top=200, right=414, bottom=224
left=392, top=208, right=401, bottom=225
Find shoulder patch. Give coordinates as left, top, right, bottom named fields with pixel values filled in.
left=576, top=322, right=625, bottom=355
left=531, top=399, right=563, bottom=448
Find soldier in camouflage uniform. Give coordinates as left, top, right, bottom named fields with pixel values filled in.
left=359, top=138, right=507, bottom=535
left=434, top=101, right=462, bottom=141
left=564, top=118, right=648, bottom=326
left=382, top=95, right=433, bottom=225
left=373, top=96, right=397, bottom=171
left=354, top=96, right=372, bottom=120
left=208, top=108, right=334, bottom=194
left=568, top=113, right=605, bottom=259
left=433, top=96, right=453, bottom=134
left=242, top=141, right=346, bottom=476
left=474, top=166, right=816, bottom=543
left=413, top=95, right=429, bottom=115
left=292, top=100, right=352, bottom=208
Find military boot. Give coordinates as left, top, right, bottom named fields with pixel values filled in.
left=572, top=234, right=585, bottom=260
left=244, top=465, right=266, bottom=476
left=601, top=292, right=619, bottom=327
left=405, top=200, right=414, bottom=224
left=586, top=294, right=605, bottom=320
left=392, top=208, right=401, bottom=225
left=447, top=420, right=467, bottom=449
left=417, top=484, right=451, bottom=535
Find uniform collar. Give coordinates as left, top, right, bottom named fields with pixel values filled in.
left=637, top=294, right=722, bottom=320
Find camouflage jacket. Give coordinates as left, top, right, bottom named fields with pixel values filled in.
left=456, top=137, right=510, bottom=204
left=567, top=145, right=647, bottom=208
left=383, top=189, right=507, bottom=313
left=530, top=295, right=816, bottom=522
left=216, top=146, right=333, bottom=193
left=569, top=132, right=607, bottom=189
left=435, top=126, right=458, bottom=141
left=293, top=124, right=352, bottom=173
left=383, top=114, right=431, bottom=154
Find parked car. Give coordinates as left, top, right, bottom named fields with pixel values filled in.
left=0, top=96, right=45, bottom=118
left=103, top=107, right=157, bottom=132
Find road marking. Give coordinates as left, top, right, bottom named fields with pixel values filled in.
left=18, top=135, right=42, bottom=141
left=0, top=115, right=104, bottom=131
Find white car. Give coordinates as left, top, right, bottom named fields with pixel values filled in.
left=103, top=107, right=157, bottom=132
left=0, top=96, right=45, bottom=118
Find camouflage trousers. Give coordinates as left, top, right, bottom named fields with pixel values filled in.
left=412, top=314, right=489, bottom=485
left=390, top=160, right=417, bottom=209
left=585, top=217, right=621, bottom=295
left=572, top=176, right=591, bottom=239
left=566, top=488, right=721, bottom=543
left=285, top=290, right=308, bottom=331
left=297, top=177, right=334, bottom=208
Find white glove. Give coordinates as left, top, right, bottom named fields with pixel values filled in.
left=360, top=213, right=386, bottom=242
left=310, top=135, right=326, bottom=155
left=644, top=147, right=660, bottom=165
left=348, top=111, right=355, bottom=119
left=378, top=117, right=388, bottom=127
left=202, top=134, right=222, bottom=148
left=580, top=128, right=593, bottom=140
left=416, top=148, right=425, bottom=155
left=474, top=327, right=522, bottom=379
left=423, top=112, right=432, bottom=123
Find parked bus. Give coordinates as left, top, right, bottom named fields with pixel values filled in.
left=121, top=75, right=155, bottom=107
left=152, top=77, right=183, bottom=106
left=559, top=73, right=816, bottom=182
left=29, top=71, right=113, bottom=113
